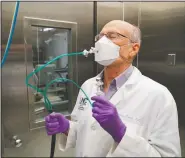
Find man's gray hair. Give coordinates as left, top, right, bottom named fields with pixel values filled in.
left=130, top=25, right=142, bottom=45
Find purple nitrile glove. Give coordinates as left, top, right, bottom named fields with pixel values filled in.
left=91, top=96, right=127, bottom=143
left=45, top=112, right=69, bottom=135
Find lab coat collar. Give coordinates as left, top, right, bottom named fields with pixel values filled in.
left=124, top=66, right=142, bottom=86
left=95, top=66, right=142, bottom=87
left=109, top=67, right=142, bottom=105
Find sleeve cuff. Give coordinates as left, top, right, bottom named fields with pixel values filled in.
left=108, top=129, right=139, bottom=156
left=108, top=129, right=161, bottom=157
left=58, top=121, right=77, bottom=151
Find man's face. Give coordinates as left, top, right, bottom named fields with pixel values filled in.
left=98, top=23, right=140, bottom=67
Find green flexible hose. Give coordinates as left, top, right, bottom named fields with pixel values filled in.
left=25, top=52, right=93, bottom=111
left=43, top=78, right=93, bottom=111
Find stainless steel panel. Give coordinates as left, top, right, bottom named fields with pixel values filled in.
left=140, top=2, right=185, bottom=36
left=123, top=2, right=141, bottom=67
left=97, top=2, right=123, bottom=33
left=138, top=2, right=185, bottom=126
left=123, top=2, right=140, bottom=26
left=0, top=1, right=4, bottom=156
left=1, top=46, right=29, bottom=136
left=2, top=2, right=94, bottom=156
left=96, top=2, right=123, bottom=73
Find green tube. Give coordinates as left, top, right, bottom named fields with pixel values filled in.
left=25, top=52, right=84, bottom=93
left=25, top=52, right=93, bottom=111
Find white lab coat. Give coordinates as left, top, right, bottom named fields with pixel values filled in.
left=58, top=66, right=181, bottom=157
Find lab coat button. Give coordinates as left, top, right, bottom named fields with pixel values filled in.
left=91, top=125, right=96, bottom=130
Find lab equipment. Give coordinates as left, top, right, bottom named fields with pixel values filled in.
left=35, top=64, right=56, bottom=86
left=26, top=49, right=96, bottom=110
left=43, top=77, right=94, bottom=110
left=83, top=47, right=97, bottom=57
left=26, top=50, right=95, bottom=99
left=95, top=77, right=104, bottom=96
left=91, top=95, right=126, bottom=143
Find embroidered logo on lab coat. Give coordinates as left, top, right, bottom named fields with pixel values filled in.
left=78, top=97, right=88, bottom=110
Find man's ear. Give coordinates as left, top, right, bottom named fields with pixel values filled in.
left=127, top=43, right=140, bottom=61
left=130, top=43, right=140, bottom=57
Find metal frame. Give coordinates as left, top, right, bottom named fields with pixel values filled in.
left=23, top=17, right=77, bottom=130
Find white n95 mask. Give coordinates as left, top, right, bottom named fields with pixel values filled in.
left=95, top=36, right=120, bottom=66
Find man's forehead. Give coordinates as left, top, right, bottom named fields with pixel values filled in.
left=101, top=20, right=133, bottom=36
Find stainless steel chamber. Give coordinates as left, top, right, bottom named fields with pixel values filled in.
left=24, top=17, right=78, bottom=129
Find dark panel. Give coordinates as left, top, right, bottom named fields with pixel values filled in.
left=139, top=2, right=185, bottom=125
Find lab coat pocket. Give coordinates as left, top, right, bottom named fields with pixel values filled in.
left=119, top=113, right=146, bottom=137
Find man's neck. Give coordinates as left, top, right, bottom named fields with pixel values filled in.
left=104, top=63, right=131, bottom=91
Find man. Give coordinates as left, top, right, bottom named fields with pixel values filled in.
left=45, top=20, right=181, bottom=157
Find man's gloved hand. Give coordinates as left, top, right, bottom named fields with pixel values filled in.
left=45, top=112, right=69, bottom=135
left=91, top=96, right=127, bottom=143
